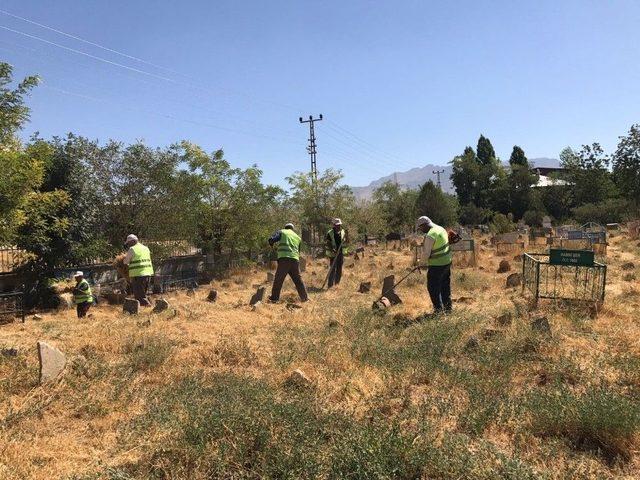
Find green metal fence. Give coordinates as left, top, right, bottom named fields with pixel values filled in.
left=522, top=253, right=607, bottom=302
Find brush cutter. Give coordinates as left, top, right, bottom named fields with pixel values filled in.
left=376, top=265, right=424, bottom=303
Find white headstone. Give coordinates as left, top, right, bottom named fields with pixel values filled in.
left=37, top=341, right=66, bottom=384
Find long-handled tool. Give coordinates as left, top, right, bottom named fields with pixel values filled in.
left=376, top=265, right=423, bottom=302
left=320, top=243, right=344, bottom=290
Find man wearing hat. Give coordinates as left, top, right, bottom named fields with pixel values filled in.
left=325, top=218, right=349, bottom=288
left=416, top=216, right=452, bottom=314
left=72, top=271, right=93, bottom=318
left=267, top=223, right=308, bottom=302
left=123, top=234, right=154, bottom=306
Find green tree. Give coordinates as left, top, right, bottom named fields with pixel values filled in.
left=562, top=143, right=616, bottom=207
left=477, top=134, right=496, bottom=166
left=458, top=203, right=491, bottom=226
left=507, top=146, right=537, bottom=219
left=371, top=181, right=417, bottom=233
left=415, top=180, right=458, bottom=227
left=286, top=168, right=355, bottom=239
left=612, top=124, right=640, bottom=206
left=0, top=62, right=39, bottom=148
left=450, top=146, right=478, bottom=205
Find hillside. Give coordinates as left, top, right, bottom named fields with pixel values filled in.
left=351, top=157, right=560, bottom=199
left=1, top=232, right=640, bottom=479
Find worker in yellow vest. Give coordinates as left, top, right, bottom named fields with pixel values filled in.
left=123, top=234, right=154, bottom=306
left=72, top=271, right=93, bottom=318
left=417, top=216, right=452, bottom=314
left=267, top=223, right=308, bottom=303
left=325, top=218, right=349, bottom=288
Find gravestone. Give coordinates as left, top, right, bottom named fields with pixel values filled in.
left=506, top=273, right=523, bottom=288
left=267, top=272, right=275, bottom=282
left=358, top=282, right=372, bottom=293
left=497, top=260, right=511, bottom=273
left=531, top=316, right=551, bottom=336
left=152, top=298, right=170, bottom=313
left=123, top=298, right=140, bottom=315
left=250, top=286, right=265, bottom=306
left=382, top=275, right=395, bottom=296
left=207, top=289, right=218, bottom=302
left=37, top=341, right=66, bottom=384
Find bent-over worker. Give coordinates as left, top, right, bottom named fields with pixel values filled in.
left=123, top=234, right=153, bottom=306
left=417, top=216, right=452, bottom=314
left=72, top=271, right=93, bottom=318
left=325, top=218, right=349, bottom=288
left=268, top=223, right=308, bottom=303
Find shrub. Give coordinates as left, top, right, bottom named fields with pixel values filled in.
left=489, top=213, right=516, bottom=234
left=522, top=209, right=546, bottom=228
left=571, top=198, right=630, bottom=225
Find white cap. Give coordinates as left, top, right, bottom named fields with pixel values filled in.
left=416, top=216, right=433, bottom=227
left=126, top=234, right=138, bottom=243
left=333, top=218, right=343, bottom=226
left=73, top=271, right=84, bottom=278
left=284, top=222, right=294, bottom=229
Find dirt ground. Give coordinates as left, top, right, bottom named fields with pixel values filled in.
left=1, top=233, right=640, bottom=479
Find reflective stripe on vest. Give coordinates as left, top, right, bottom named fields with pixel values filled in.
left=277, top=229, right=301, bottom=260
left=326, top=229, right=348, bottom=256
left=129, top=243, right=154, bottom=277
left=74, top=279, right=93, bottom=304
left=427, top=225, right=452, bottom=266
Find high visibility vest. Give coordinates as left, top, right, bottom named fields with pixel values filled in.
left=426, top=225, right=452, bottom=266
left=326, top=229, right=348, bottom=257
left=277, top=229, right=301, bottom=261
left=73, top=279, right=93, bottom=304
left=128, top=243, right=154, bottom=277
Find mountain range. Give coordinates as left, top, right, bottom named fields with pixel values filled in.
left=350, top=157, right=560, bottom=200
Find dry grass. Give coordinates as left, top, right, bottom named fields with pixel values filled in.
left=1, top=235, right=640, bottom=478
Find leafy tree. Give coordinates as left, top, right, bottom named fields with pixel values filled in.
left=571, top=199, right=630, bottom=225
left=612, top=124, right=640, bottom=206
left=0, top=62, right=39, bottom=148
left=450, top=146, right=478, bottom=205
left=371, top=181, right=417, bottom=233
left=458, top=203, right=492, bottom=226
left=489, top=213, right=516, bottom=234
left=286, top=168, right=355, bottom=240
left=562, top=143, right=616, bottom=207
left=415, top=180, right=458, bottom=227
left=477, top=134, right=496, bottom=166
left=508, top=146, right=528, bottom=167
left=507, top=146, right=537, bottom=219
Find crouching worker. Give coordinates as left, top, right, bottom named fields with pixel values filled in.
left=268, top=223, right=308, bottom=303
left=416, top=216, right=452, bottom=314
left=72, top=271, right=93, bottom=318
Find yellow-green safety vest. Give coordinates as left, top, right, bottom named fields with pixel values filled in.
left=128, top=243, right=154, bottom=277
left=277, top=229, right=301, bottom=261
left=426, top=225, right=452, bottom=266
left=326, top=229, right=348, bottom=257
left=73, top=279, right=93, bottom=304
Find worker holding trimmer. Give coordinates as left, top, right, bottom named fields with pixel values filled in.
left=268, top=223, right=309, bottom=303
left=325, top=218, right=349, bottom=288
left=416, top=216, right=453, bottom=314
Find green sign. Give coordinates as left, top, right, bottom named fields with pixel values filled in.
left=549, top=249, right=594, bottom=267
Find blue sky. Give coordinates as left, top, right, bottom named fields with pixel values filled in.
left=1, top=0, right=639, bottom=187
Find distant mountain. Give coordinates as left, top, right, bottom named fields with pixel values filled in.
left=350, top=157, right=559, bottom=200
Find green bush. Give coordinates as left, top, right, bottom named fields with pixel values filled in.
left=527, top=387, right=640, bottom=462
left=571, top=198, right=630, bottom=225
left=522, top=210, right=546, bottom=228
left=489, top=213, right=516, bottom=234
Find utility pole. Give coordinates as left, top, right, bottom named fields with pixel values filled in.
left=299, top=114, right=323, bottom=249
left=299, top=114, right=323, bottom=188
left=432, top=169, right=445, bottom=189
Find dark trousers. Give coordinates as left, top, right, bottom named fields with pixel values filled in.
left=327, top=252, right=344, bottom=287
left=131, top=276, right=152, bottom=306
left=270, top=258, right=308, bottom=302
left=427, top=263, right=452, bottom=313
left=76, top=302, right=91, bottom=318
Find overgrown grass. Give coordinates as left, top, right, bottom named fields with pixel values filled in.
left=121, top=334, right=173, bottom=372
left=526, top=386, right=640, bottom=463
left=118, top=372, right=540, bottom=479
